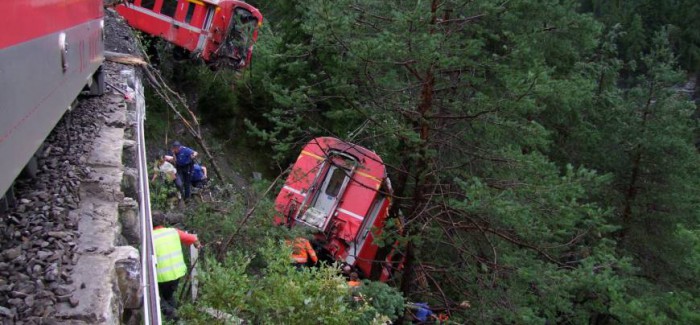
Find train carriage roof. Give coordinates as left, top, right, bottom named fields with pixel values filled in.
left=302, top=137, right=386, bottom=180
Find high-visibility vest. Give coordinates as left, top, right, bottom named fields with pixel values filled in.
left=153, top=228, right=187, bottom=283
left=287, top=238, right=317, bottom=264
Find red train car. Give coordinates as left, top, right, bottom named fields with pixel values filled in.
left=274, top=137, right=403, bottom=281
left=0, top=0, right=104, bottom=198
left=116, top=0, right=262, bottom=69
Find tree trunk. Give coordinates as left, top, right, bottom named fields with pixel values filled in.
left=620, top=82, right=654, bottom=238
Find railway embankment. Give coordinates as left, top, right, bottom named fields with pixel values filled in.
left=52, top=62, right=143, bottom=324
left=0, top=62, right=144, bottom=324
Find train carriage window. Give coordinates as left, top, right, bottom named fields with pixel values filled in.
left=325, top=168, right=347, bottom=197
left=141, top=0, right=156, bottom=10
left=185, top=2, right=196, bottom=23
left=161, top=0, right=177, bottom=18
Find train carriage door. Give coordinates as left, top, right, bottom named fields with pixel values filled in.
left=313, top=165, right=347, bottom=213
left=299, top=154, right=356, bottom=229
left=345, top=195, right=386, bottom=265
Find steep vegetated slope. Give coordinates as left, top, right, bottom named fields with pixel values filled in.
left=142, top=0, right=699, bottom=323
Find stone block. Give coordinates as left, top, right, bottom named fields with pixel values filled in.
left=88, top=127, right=125, bottom=168
left=118, top=198, right=140, bottom=245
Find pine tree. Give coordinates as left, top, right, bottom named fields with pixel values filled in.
left=281, top=0, right=630, bottom=322
left=242, top=0, right=699, bottom=322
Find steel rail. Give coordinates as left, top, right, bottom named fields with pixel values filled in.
left=131, top=69, right=162, bottom=325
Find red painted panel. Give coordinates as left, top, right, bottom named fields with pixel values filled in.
left=0, top=0, right=103, bottom=49
left=174, top=0, right=187, bottom=21
left=115, top=6, right=202, bottom=53
left=190, top=5, right=205, bottom=28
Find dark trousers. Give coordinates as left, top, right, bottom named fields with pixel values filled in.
left=158, top=279, right=180, bottom=319
left=176, top=164, right=193, bottom=199
left=192, top=178, right=207, bottom=189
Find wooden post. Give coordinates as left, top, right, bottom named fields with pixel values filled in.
left=189, top=246, right=199, bottom=302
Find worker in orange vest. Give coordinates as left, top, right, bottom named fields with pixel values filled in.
left=287, top=237, right=318, bottom=269
left=347, top=272, right=361, bottom=288
left=347, top=272, right=364, bottom=302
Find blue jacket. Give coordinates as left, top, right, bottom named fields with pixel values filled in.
left=192, top=164, right=205, bottom=182
left=173, top=146, right=195, bottom=167
left=414, top=303, right=433, bottom=322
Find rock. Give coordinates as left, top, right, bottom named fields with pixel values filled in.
left=69, top=296, right=79, bottom=307
left=45, top=264, right=59, bottom=282
left=10, top=291, right=29, bottom=298
left=44, top=305, right=56, bottom=317
left=13, top=254, right=27, bottom=265
left=24, top=295, right=35, bottom=307
left=57, top=294, right=70, bottom=303
left=2, top=247, right=22, bottom=260
left=0, top=305, right=14, bottom=318
left=115, top=251, right=142, bottom=309
left=121, top=167, right=138, bottom=199
left=8, top=298, right=23, bottom=306
left=8, top=215, right=21, bottom=224
left=54, top=286, right=71, bottom=296
left=118, top=199, right=140, bottom=245
left=36, top=290, right=53, bottom=299
left=47, top=231, right=70, bottom=239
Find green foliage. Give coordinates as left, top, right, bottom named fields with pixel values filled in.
left=354, top=281, right=405, bottom=323
left=179, top=241, right=403, bottom=324
left=146, top=0, right=700, bottom=323
left=148, top=179, right=179, bottom=211
left=580, top=0, right=700, bottom=73
left=166, top=179, right=406, bottom=324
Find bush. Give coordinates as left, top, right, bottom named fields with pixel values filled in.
left=179, top=240, right=404, bottom=324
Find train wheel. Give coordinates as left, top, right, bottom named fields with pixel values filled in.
left=87, top=66, right=105, bottom=96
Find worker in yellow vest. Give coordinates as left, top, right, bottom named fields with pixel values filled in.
left=287, top=237, right=318, bottom=270
left=152, top=212, right=201, bottom=320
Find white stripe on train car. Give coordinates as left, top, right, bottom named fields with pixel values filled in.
left=337, top=208, right=364, bottom=221
left=283, top=185, right=305, bottom=197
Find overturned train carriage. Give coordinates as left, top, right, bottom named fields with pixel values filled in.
left=274, top=137, right=403, bottom=281
left=116, top=0, right=262, bottom=69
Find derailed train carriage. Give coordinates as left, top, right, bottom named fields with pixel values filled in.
left=116, top=0, right=263, bottom=69
left=274, top=137, right=404, bottom=281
